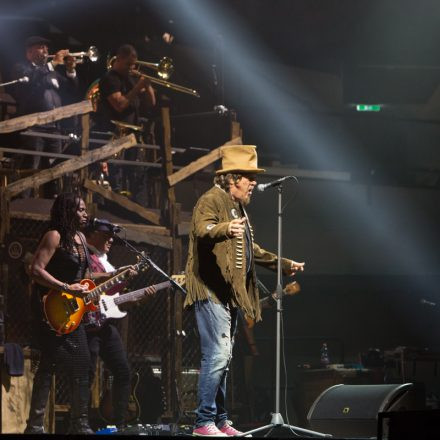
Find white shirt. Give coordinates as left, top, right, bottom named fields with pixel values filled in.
left=87, top=244, right=115, bottom=273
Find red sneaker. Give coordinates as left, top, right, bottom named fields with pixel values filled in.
left=218, top=420, right=251, bottom=437
left=193, top=423, right=228, bottom=437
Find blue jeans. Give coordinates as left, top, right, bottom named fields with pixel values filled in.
left=194, top=296, right=238, bottom=427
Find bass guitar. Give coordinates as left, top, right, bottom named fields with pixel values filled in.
left=90, top=275, right=185, bottom=326
left=43, top=260, right=149, bottom=335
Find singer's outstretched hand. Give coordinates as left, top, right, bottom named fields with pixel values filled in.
left=287, top=260, right=305, bottom=276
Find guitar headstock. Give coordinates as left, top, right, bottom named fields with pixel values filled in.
left=283, top=281, right=301, bottom=296
left=132, top=254, right=149, bottom=271
left=171, top=274, right=186, bottom=287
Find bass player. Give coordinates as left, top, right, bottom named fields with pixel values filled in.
left=84, top=219, right=155, bottom=429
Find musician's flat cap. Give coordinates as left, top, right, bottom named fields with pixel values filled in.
left=25, top=35, right=51, bottom=48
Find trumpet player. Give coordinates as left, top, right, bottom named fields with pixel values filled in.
left=10, top=36, right=80, bottom=197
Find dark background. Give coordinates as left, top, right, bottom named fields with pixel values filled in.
left=1, top=0, right=440, bottom=419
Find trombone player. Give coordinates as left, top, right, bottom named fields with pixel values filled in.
left=11, top=36, right=80, bottom=197
left=94, top=44, right=156, bottom=194
left=95, top=44, right=156, bottom=132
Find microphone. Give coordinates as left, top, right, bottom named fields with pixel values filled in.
left=256, top=176, right=296, bottom=192
left=420, top=298, right=436, bottom=307
left=0, top=76, right=29, bottom=87
left=90, top=218, right=122, bottom=233
left=214, top=104, right=228, bottom=115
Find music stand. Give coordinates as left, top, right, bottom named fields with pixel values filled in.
left=239, top=184, right=330, bottom=438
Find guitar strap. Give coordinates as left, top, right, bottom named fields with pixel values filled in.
left=77, top=231, right=95, bottom=281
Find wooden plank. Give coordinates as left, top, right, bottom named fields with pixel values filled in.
left=0, top=188, right=10, bottom=243
left=9, top=212, right=170, bottom=235
left=9, top=210, right=171, bottom=247
left=5, top=134, right=137, bottom=198
left=83, top=179, right=161, bottom=225
left=119, top=226, right=172, bottom=249
left=80, top=113, right=90, bottom=184
left=119, top=223, right=170, bottom=236
left=161, top=108, right=174, bottom=180
left=231, top=120, right=242, bottom=139
left=167, top=136, right=242, bottom=187
left=177, top=221, right=190, bottom=236
left=0, top=100, right=92, bottom=134
left=10, top=211, right=49, bottom=222
left=223, top=136, right=243, bottom=146
left=167, top=147, right=221, bottom=187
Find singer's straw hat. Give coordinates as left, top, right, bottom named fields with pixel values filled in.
left=216, top=145, right=265, bottom=175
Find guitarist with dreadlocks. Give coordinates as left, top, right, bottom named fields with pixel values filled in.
left=25, top=193, right=114, bottom=434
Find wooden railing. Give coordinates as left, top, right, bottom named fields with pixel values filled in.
left=0, top=100, right=163, bottom=243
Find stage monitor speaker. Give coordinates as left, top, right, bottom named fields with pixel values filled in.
left=307, top=383, right=425, bottom=438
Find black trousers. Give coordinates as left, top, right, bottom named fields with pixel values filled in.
left=32, top=319, right=91, bottom=382
left=26, top=322, right=92, bottom=432
left=87, top=323, right=131, bottom=424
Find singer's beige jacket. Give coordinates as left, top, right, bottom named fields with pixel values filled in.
left=184, top=185, right=293, bottom=321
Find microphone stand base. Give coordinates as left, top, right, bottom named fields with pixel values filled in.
left=238, top=413, right=332, bottom=438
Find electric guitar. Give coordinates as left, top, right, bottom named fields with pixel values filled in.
left=246, top=280, right=301, bottom=328
left=90, top=275, right=185, bottom=326
left=43, top=269, right=184, bottom=335
left=99, top=370, right=141, bottom=424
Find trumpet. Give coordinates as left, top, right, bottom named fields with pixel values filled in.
left=47, top=45, right=99, bottom=64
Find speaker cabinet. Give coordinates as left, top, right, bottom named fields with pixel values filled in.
left=307, top=383, right=425, bottom=438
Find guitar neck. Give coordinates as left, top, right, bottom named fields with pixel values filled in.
left=113, top=281, right=171, bottom=306
left=85, top=261, right=144, bottom=303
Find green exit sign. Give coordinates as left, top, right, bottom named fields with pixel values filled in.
left=356, top=104, right=382, bottom=112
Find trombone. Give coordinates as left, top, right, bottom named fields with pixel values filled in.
left=131, top=68, right=200, bottom=98
left=47, top=45, right=99, bottom=64
left=107, top=55, right=200, bottom=98
left=137, top=57, right=174, bottom=80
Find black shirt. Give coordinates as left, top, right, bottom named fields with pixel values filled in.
left=95, top=69, right=139, bottom=131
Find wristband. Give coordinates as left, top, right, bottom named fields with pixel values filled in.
left=62, top=283, right=70, bottom=292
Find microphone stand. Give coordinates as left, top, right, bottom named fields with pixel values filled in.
left=114, top=233, right=186, bottom=295
left=239, top=185, right=329, bottom=438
